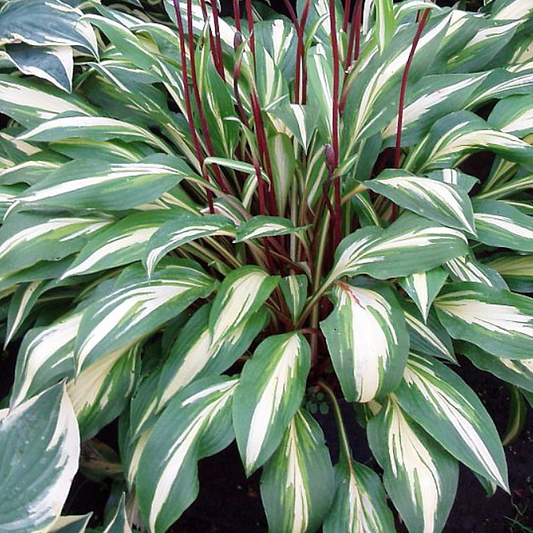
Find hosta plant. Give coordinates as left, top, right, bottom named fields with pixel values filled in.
left=1, top=0, right=533, bottom=531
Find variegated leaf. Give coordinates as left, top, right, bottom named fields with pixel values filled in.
left=0, top=0, right=98, bottom=55
left=234, top=216, right=305, bottom=243
left=0, top=384, right=80, bottom=533
left=261, top=409, right=335, bottom=533
left=402, top=303, right=456, bottom=363
left=68, top=345, right=139, bottom=440
left=233, top=333, right=311, bottom=475
left=255, top=18, right=297, bottom=80
left=10, top=312, right=82, bottom=407
left=269, top=104, right=316, bottom=150
left=329, top=214, right=468, bottom=282
left=18, top=116, right=169, bottom=152
left=365, top=170, right=476, bottom=234
left=268, top=134, right=297, bottom=214
left=404, top=111, right=533, bottom=173
left=0, top=212, right=112, bottom=278
left=473, top=199, right=533, bottom=252
left=445, top=254, right=508, bottom=289
left=209, top=266, right=279, bottom=344
left=280, top=275, right=308, bottom=324
left=144, top=214, right=234, bottom=276
left=323, top=461, right=396, bottom=533
left=12, top=155, right=194, bottom=212
left=63, top=211, right=183, bottom=279
left=137, top=377, right=238, bottom=533
left=458, top=341, right=533, bottom=394
left=48, top=514, right=91, bottom=533
left=487, top=253, right=533, bottom=293
left=373, top=0, right=395, bottom=53
left=394, top=354, right=509, bottom=489
left=489, top=93, right=533, bottom=138
left=321, top=281, right=409, bottom=402
left=435, top=282, right=533, bottom=359
left=399, top=268, right=448, bottom=320
left=75, top=262, right=215, bottom=372
left=367, top=397, right=459, bottom=533
left=156, top=303, right=267, bottom=421
left=0, top=74, right=96, bottom=127
left=5, top=44, right=74, bottom=92
left=101, top=494, right=132, bottom=533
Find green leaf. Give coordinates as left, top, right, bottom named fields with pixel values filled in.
left=487, top=254, right=533, bottom=293
left=234, top=215, right=305, bottom=243
left=323, top=461, right=396, bottom=533
left=435, top=282, right=533, bottom=359
left=19, top=116, right=170, bottom=152
left=489, top=93, right=533, bottom=138
left=367, top=397, right=459, bottom=533
left=492, top=0, right=533, bottom=19
left=0, top=384, right=80, bottom=533
left=458, top=342, right=533, bottom=394
left=233, top=332, right=311, bottom=475
left=365, top=170, right=476, bottom=234
left=5, top=44, right=74, bottom=92
left=321, top=281, right=409, bottom=402
left=75, top=262, right=215, bottom=371
left=373, top=0, right=395, bottom=53
left=48, top=514, right=91, bottom=533
left=209, top=266, right=279, bottom=344
left=402, top=303, right=456, bottom=363
left=445, top=254, right=508, bottom=289
left=268, top=134, right=297, bottom=214
left=329, top=214, right=468, bottom=281
left=101, top=494, right=131, bottom=533
left=269, top=104, right=316, bottom=150
left=0, top=212, right=113, bottom=278
left=280, top=275, right=308, bottom=324
left=144, top=214, right=234, bottom=277
left=13, top=155, right=194, bottom=211
left=0, top=74, right=96, bottom=127
left=399, top=267, right=448, bottom=320
left=137, top=377, right=238, bottom=533
left=473, top=199, right=533, bottom=252
left=261, top=409, right=335, bottom=533
left=67, top=345, right=139, bottom=440
left=394, top=354, right=509, bottom=490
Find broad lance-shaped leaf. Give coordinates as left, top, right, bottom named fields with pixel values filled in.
left=488, top=93, right=533, bottom=138
left=156, top=304, right=267, bottom=418
left=209, top=266, right=279, bottom=344
left=280, top=275, right=308, bottom=323
left=0, top=212, right=113, bottom=278
left=48, top=514, right=91, bottom=533
left=399, top=267, right=448, bottom=321
left=445, top=255, right=508, bottom=290
left=19, top=116, right=170, bottom=152
left=373, top=0, right=395, bottom=53
left=68, top=345, right=139, bottom=441
left=144, top=214, right=235, bottom=277
left=367, top=397, right=459, bottom=533
left=402, top=303, right=456, bottom=363
left=62, top=211, right=184, bottom=279
left=0, top=384, right=80, bottom=533
left=394, top=354, right=508, bottom=490
left=323, top=461, right=396, bottom=533
left=458, top=341, right=533, bottom=394
left=10, top=312, right=82, bottom=407
left=261, top=409, right=335, bottom=533
left=0, top=74, right=96, bottom=127
left=5, top=43, right=74, bottom=93
left=364, top=170, right=476, bottom=234
left=11, top=154, right=195, bottom=212
left=234, top=215, right=306, bottom=243
left=329, top=213, right=468, bottom=282
left=472, top=199, right=533, bottom=253
left=435, top=282, right=533, bottom=359
left=75, top=262, right=216, bottom=372
left=101, top=493, right=132, bottom=533
left=321, top=282, right=409, bottom=403
left=487, top=254, right=533, bottom=293
left=137, top=377, right=238, bottom=533
left=233, top=333, right=311, bottom=475
left=0, top=0, right=98, bottom=55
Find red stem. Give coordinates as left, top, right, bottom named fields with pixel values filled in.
left=172, top=0, right=214, bottom=213
left=299, top=0, right=311, bottom=104
left=199, top=0, right=223, bottom=79
left=233, top=0, right=242, bottom=32
left=393, top=9, right=431, bottom=169
left=353, top=0, right=363, bottom=61
left=342, top=0, right=352, bottom=33
left=329, top=0, right=340, bottom=169
left=245, top=0, right=255, bottom=59
left=282, top=0, right=299, bottom=27
left=211, top=1, right=226, bottom=81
